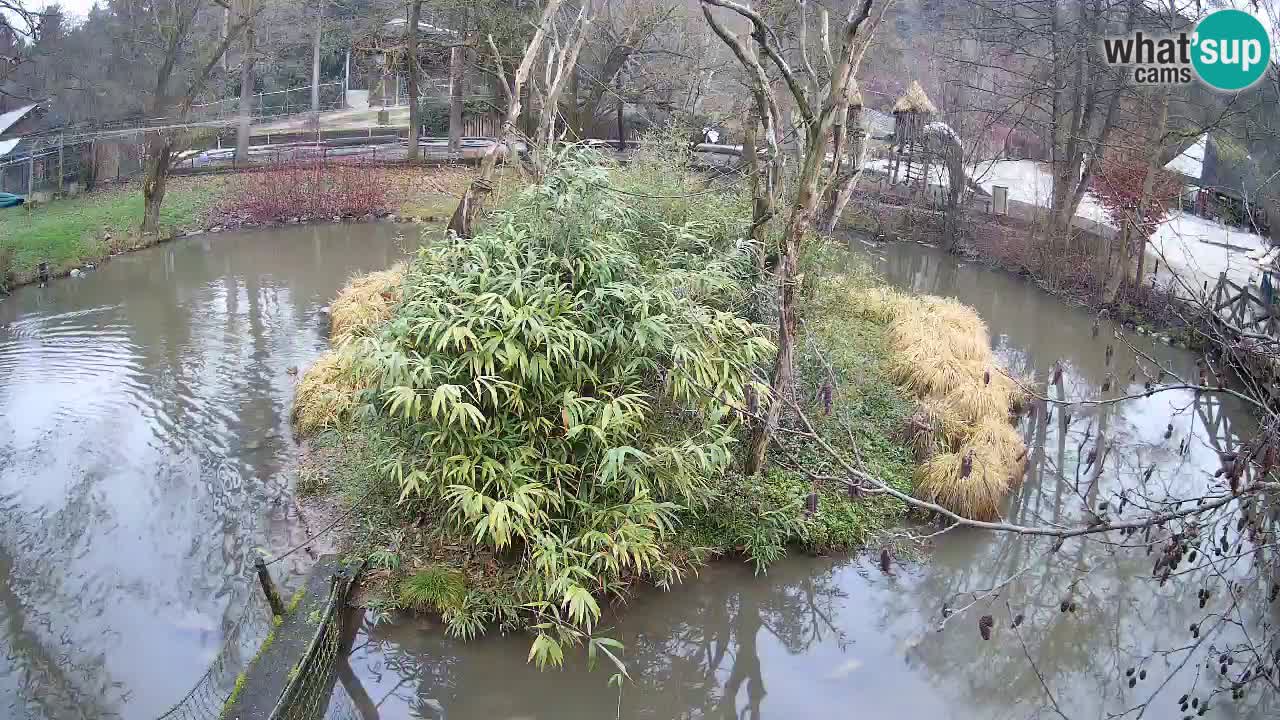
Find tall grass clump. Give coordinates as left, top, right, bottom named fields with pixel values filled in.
left=852, top=287, right=1026, bottom=520
left=349, top=150, right=773, bottom=664
left=293, top=265, right=407, bottom=434
left=329, top=263, right=406, bottom=340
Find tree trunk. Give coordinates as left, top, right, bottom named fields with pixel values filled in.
left=567, top=69, right=582, bottom=138
left=406, top=0, right=423, bottom=160
left=746, top=133, right=831, bottom=476
left=235, top=0, right=255, bottom=164
left=141, top=134, right=173, bottom=234
left=311, top=0, right=324, bottom=121
left=1102, top=225, right=1130, bottom=304
left=448, top=0, right=567, bottom=237
left=1102, top=89, right=1169, bottom=305
left=740, top=100, right=765, bottom=270
left=823, top=107, right=867, bottom=233
left=1131, top=89, right=1171, bottom=290
left=448, top=45, right=465, bottom=153
left=614, top=72, right=624, bottom=151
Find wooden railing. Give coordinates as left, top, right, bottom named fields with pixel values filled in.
left=1210, top=271, right=1278, bottom=339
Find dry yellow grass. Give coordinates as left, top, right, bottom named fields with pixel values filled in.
left=294, top=264, right=407, bottom=434
left=293, top=348, right=364, bottom=434
left=855, top=286, right=1027, bottom=520
left=329, top=263, right=407, bottom=340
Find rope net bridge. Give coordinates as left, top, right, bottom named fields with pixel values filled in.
left=154, top=550, right=366, bottom=720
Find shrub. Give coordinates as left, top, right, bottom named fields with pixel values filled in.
left=220, top=158, right=389, bottom=223
left=351, top=151, right=773, bottom=662
left=1092, top=156, right=1183, bottom=239
left=399, top=567, right=467, bottom=612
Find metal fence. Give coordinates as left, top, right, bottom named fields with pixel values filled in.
left=190, top=82, right=346, bottom=123
left=0, top=136, right=94, bottom=198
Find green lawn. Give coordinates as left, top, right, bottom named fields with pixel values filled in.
left=0, top=176, right=226, bottom=288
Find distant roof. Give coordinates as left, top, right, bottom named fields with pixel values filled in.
left=892, top=81, right=937, bottom=114
left=0, top=103, right=37, bottom=136
left=1165, top=133, right=1206, bottom=179
left=384, top=17, right=458, bottom=37
left=0, top=138, right=18, bottom=157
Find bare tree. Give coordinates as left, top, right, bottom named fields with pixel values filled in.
left=534, top=2, right=594, bottom=174
left=700, top=0, right=887, bottom=475
left=124, top=0, right=258, bottom=234
left=447, top=0, right=569, bottom=237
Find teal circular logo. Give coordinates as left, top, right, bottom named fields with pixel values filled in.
left=1192, top=9, right=1272, bottom=91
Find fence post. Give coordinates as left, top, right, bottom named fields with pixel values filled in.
left=254, top=557, right=286, bottom=616
left=58, top=136, right=65, bottom=195
left=27, top=154, right=34, bottom=198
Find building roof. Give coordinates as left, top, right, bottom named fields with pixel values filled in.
left=0, top=138, right=18, bottom=158
left=1165, top=133, right=1206, bottom=179
left=891, top=81, right=937, bottom=114
left=0, top=103, right=38, bottom=136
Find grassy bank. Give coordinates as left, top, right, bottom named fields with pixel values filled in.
left=0, top=164, right=516, bottom=293
left=0, top=176, right=227, bottom=289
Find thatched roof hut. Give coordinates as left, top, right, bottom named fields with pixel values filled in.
left=892, top=80, right=937, bottom=115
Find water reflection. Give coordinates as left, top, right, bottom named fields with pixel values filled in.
left=0, top=223, right=419, bottom=719
left=348, top=240, right=1276, bottom=720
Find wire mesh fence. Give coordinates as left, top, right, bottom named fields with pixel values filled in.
left=269, top=570, right=358, bottom=720
left=153, top=584, right=277, bottom=720
left=189, top=83, right=347, bottom=123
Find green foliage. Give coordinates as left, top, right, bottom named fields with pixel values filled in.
left=285, top=587, right=306, bottom=615
left=221, top=672, right=247, bottom=718
left=368, top=547, right=401, bottom=572
left=399, top=567, right=467, bottom=613
left=350, top=150, right=772, bottom=660
left=683, top=254, right=917, bottom=568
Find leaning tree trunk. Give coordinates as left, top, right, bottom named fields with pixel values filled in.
left=745, top=144, right=828, bottom=475
left=1131, top=89, right=1171, bottom=290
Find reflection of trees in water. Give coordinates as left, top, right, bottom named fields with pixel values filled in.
left=861, top=243, right=1279, bottom=718
left=0, top=225, right=416, bottom=719
left=0, top=502, right=118, bottom=719
left=350, top=563, right=850, bottom=720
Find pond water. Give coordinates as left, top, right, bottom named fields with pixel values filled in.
left=1, top=229, right=1275, bottom=719
left=341, top=240, right=1277, bottom=719
left=0, top=223, right=420, bottom=719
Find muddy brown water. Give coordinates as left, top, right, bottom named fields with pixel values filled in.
left=0, top=231, right=1275, bottom=719
left=0, top=223, right=420, bottom=719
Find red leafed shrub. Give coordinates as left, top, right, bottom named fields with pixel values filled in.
left=220, top=157, right=390, bottom=223
left=1092, top=156, right=1184, bottom=239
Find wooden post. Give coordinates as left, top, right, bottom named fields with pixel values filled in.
left=255, top=556, right=286, bottom=616
left=27, top=153, right=35, bottom=197
left=58, top=136, right=64, bottom=195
